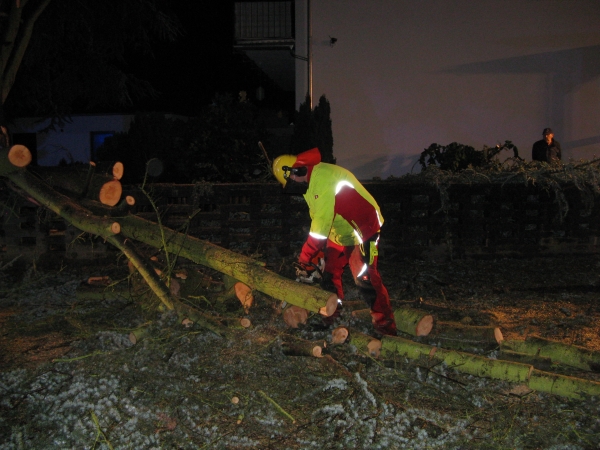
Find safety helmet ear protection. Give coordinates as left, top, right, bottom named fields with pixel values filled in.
left=273, top=154, right=307, bottom=186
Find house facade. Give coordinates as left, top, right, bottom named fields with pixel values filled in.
left=9, top=114, right=135, bottom=166
left=236, top=0, right=600, bottom=180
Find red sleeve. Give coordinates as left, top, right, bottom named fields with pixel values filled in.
left=298, top=234, right=326, bottom=265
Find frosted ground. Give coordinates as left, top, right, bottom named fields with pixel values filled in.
left=1, top=255, right=600, bottom=449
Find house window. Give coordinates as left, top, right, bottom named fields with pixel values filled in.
left=235, top=1, right=294, bottom=40
left=90, top=131, right=114, bottom=160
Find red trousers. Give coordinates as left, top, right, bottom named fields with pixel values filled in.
left=324, top=240, right=397, bottom=335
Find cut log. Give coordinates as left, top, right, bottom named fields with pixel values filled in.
left=394, top=307, right=434, bottom=337
left=331, top=326, right=349, bottom=344
left=354, top=306, right=433, bottom=337
left=347, top=328, right=382, bottom=358
left=129, top=325, right=150, bottom=344
left=500, top=335, right=600, bottom=372
left=112, top=161, right=124, bottom=180
left=281, top=337, right=325, bottom=358
left=8, top=145, right=32, bottom=168
left=422, top=321, right=503, bottom=351
left=351, top=306, right=433, bottom=337
left=282, top=305, right=309, bottom=328
left=221, top=274, right=253, bottom=313
left=380, top=334, right=600, bottom=399
left=0, top=145, right=31, bottom=174
left=93, top=161, right=125, bottom=180
left=98, top=179, right=122, bottom=206
left=218, top=317, right=252, bottom=329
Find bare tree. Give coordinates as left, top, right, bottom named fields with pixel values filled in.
left=0, top=0, right=181, bottom=119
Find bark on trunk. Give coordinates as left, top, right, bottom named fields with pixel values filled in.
left=500, top=335, right=600, bottom=372
left=352, top=307, right=433, bottom=337
left=117, top=214, right=339, bottom=316
left=346, top=328, right=382, bottom=358
left=380, top=334, right=600, bottom=399
left=421, top=321, right=504, bottom=351
left=498, top=349, right=554, bottom=372
left=280, top=337, right=325, bottom=358
left=394, top=307, right=434, bottom=337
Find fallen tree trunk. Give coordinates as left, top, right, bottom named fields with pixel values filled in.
left=0, top=147, right=338, bottom=319
left=117, top=214, right=338, bottom=317
left=498, top=349, right=555, bottom=372
left=380, top=334, right=600, bottom=399
left=500, top=335, right=600, bottom=372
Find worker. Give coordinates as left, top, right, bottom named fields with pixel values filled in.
left=273, top=148, right=397, bottom=336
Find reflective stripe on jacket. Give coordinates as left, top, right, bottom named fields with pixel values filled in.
left=302, top=162, right=383, bottom=249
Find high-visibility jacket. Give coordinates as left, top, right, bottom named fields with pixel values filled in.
left=298, top=162, right=384, bottom=264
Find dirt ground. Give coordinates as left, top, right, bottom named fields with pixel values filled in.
left=1, top=252, right=600, bottom=449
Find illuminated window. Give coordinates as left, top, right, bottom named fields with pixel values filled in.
left=90, top=131, right=114, bottom=160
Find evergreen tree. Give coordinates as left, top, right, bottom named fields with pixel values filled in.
left=291, top=94, right=335, bottom=163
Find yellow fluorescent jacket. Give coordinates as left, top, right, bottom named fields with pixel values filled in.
left=303, top=163, right=384, bottom=247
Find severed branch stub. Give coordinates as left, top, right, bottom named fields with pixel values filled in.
left=219, top=275, right=254, bottom=313
left=8, top=144, right=32, bottom=168
left=331, top=326, right=349, bottom=344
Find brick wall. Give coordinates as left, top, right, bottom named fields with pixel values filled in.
left=0, top=181, right=598, bottom=263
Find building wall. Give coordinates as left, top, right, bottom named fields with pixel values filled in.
left=297, top=0, right=600, bottom=180
left=10, top=115, right=134, bottom=166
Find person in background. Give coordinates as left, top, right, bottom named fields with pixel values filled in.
left=532, top=128, right=561, bottom=162
left=272, top=147, right=397, bottom=336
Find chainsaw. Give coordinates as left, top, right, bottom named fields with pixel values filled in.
left=295, top=253, right=325, bottom=285
left=281, top=253, right=325, bottom=310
